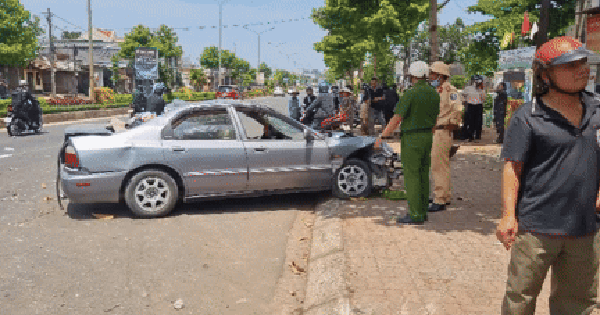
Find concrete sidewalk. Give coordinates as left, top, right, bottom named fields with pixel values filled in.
left=304, top=127, right=600, bottom=315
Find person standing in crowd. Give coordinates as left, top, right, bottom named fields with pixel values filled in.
left=301, top=86, right=317, bottom=123
left=384, top=83, right=400, bottom=125
left=360, top=82, right=372, bottom=135
left=375, top=61, right=440, bottom=225
left=305, top=84, right=335, bottom=130
left=340, top=87, right=355, bottom=130
left=428, top=61, right=463, bottom=213
left=497, top=36, right=600, bottom=315
left=461, top=75, right=486, bottom=142
left=288, top=88, right=301, bottom=122
left=369, top=79, right=386, bottom=133
left=494, top=82, right=508, bottom=143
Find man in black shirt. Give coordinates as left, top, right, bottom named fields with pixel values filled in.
left=498, top=36, right=600, bottom=315
left=365, top=77, right=385, bottom=135
left=384, top=84, right=399, bottom=125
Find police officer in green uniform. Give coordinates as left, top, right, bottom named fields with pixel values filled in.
left=375, top=61, right=440, bottom=224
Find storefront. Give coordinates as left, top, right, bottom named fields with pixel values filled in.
left=494, top=46, right=535, bottom=103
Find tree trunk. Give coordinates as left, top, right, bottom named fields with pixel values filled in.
left=430, top=0, right=438, bottom=63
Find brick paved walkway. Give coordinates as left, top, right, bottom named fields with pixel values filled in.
left=340, top=128, right=600, bottom=315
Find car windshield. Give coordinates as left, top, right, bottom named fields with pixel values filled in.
left=219, top=86, right=234, bottom=93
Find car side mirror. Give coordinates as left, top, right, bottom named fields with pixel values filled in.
left=304, top=129, right=314, bottom=141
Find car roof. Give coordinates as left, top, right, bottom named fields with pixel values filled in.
left=166, top=101, right=276, bottom=117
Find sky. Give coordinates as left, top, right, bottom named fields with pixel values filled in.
left=22, top=0, right=491, bottom=73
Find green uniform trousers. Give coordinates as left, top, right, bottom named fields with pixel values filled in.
left=502, top=231, right=600, bottom=315
left=400, top=130, right=433, bottom=221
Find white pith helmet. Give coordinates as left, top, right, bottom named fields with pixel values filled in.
left=409, top=61, right=429, bottom=78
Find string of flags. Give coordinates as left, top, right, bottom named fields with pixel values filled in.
left=500, top=11, right=538, bottom=49
left=122, top=16, right=312, bottom=32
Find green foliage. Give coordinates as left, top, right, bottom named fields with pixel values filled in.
left=312, top=0, right=430, bottom=80
left=0, top=0, right=44, bottom=67
left=484, top=93, right=494, bottom=110
left=450, top=75, right=467, bottom=89
left=61, top=31, right=81, bottom=40
left=189, top=68, right=207, bottom=91
left=110, top=55, right=121, bottom=88
left=258, top=62, right=272, bottom=79
left=199, top=46, right=236, bottom=69
left=458, top=0, right=575, bottom=78
left=119, top=24, right=183, bottom=88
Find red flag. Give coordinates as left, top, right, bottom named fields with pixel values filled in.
left=522, top=11, right=530, bottom=36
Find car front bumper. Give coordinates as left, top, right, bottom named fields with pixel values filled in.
left=60, top=166, right=128, bottom=203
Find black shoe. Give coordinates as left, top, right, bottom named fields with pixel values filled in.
left=428, top=203, right=447, bottom=212
left=396, top=214, right=426, bottom=225
left=429, top=198, right=450, bottom=205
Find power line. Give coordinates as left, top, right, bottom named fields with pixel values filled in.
left=123, top=16, right=312, bottom=32
left=41, top=12, right=85, bottom=30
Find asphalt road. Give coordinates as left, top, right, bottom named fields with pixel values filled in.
left=0, top=94, right=326, bottom=315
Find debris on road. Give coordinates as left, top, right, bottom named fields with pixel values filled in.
left=299, top=236, right=308, bottom=241
left=235, top=297, right=248, bottom=304
left=103, top=304, right=120, bottom=312
left=173, top=299, right=184, bottom=310
left=42, top=196, right=52, bottom=201
left=41, top=183, right=47, bottom=189
left=289, top=290, right=296, bottom=296
left=92, top=214, right=114, bottom=220
left=289, top=261, right=305, bottom=274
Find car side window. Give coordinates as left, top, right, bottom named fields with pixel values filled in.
left=235, top=108, right=303, bottom=140
left=172, top=109, right=236, bottom=140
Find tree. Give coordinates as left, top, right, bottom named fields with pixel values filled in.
left=199, top=46, right=236, bottom=70
left=230, top=57, right=250, bottom=85
left=118, top=25, right=154, bottom=61
left=110, top=55, right=121, bottom=92
left=189, top=68, right=207, bottom=92
left=457, top=0, right=576, bottom=78
left=119, top=24, right=183, bottom=88
left=312, top=0, right=432, bottom=80
left=62, top=31, right=81, bottom=40
left=258, top=62, right=272, bottom=79
left=0, top=0, right=44, bottom=67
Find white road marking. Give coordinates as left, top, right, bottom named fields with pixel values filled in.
left=0, top=154, right=13, bottom=158
left=4, top=147, right=14, bottom=151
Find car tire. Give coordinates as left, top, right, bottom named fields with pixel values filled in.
left=124, top=169, right=179, bottom=218
left=333, top=159, right=372, bottom=199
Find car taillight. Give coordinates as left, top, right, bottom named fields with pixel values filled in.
left=64, top=146, right=79, bottom=168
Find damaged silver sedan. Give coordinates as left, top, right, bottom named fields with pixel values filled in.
left=57, top=102, right=402, bottom=218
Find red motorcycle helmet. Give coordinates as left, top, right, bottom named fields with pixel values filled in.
left=533, top=36, right=596, bottom=95
left=535, top=36, right=595, bottom=67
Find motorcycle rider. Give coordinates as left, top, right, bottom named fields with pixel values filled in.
left=304, top=84, right=335, bottom=130
left=146, top=82, right=167, bottom=116
left=288, top=88, right=301, bottom=122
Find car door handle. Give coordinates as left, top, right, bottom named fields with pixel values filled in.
left=254, top=147, right=266, bottom=152
left=172, top=147, right=186, bottom=152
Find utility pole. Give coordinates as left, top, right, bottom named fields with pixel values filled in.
left=575, top=0, right=586, bottom=41
left=47, top=8, right=56, bottom=98
left=215, top=0, right=230, bottom=89
left=430, top=0, right=438, bottom=63
left=88, top=0, right=94, bottom=103
left=536, top=0, right=550, bottom=49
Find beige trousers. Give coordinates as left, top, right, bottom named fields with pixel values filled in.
left=431, top=129, right=452, bottom=204
left=502, top=231, right=600, bottom=315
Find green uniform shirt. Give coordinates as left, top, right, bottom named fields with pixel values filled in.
left=394, top=80, right=440, bottom=133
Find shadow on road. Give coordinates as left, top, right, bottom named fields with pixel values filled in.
left=320, top=153, right=503, bottom=237
left=66, top=191, right=333, bottom=221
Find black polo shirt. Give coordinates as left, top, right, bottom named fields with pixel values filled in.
left=501, top=92, right=600, bottom=237
left=367, top=87, right=385, bottom=111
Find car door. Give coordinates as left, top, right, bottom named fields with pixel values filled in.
left=162, top=107, right=248, bottom=197
left=232, top=106, right=331, bottom=192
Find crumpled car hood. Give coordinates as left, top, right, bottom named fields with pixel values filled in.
left=325, top=131, right=378, bottom=158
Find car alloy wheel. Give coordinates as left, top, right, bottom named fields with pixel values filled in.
left=333, top=159, right=372, bottom=199
left=9, top=121, right=23, bottom=136
left=125, top=169, right=179, bottom=218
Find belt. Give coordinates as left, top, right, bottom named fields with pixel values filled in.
left=401, top=128, right=434, bottom=134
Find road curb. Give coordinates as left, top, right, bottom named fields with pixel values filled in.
left=304, top=197, right=350, bottom=315
left=0, top=107, right=130, bottom=128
